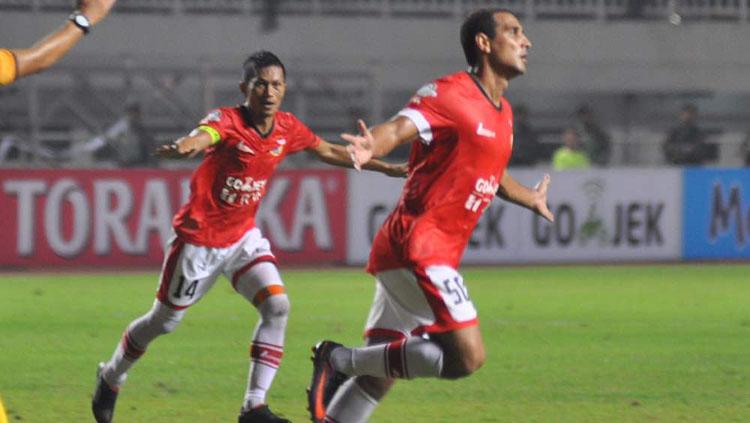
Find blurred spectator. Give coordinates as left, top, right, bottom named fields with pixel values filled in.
left=575, top=105, right=611, bottom=166
left=0, top=134, right=54, bottom=163
left=552, top=127, right=591, bottom=170
left=262, top=0, right=281, bottom=32
left=743, top=134, right=750, bottom=166
left=90, top=102, right=157, bottom=167
left=625, top=0, right=645, bottom=19
left=508, top=104, right=544, bottom=167
left=662, top=104, right=711, bottom=166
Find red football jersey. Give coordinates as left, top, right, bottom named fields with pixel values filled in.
left=368, top=71, right=514, bottom=273
left=173, top=106, right=321, bottom=247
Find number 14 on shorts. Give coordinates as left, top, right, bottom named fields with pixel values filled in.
left=173, top=276, right=199, bottom=300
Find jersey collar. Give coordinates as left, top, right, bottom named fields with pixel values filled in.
left=239, top=105, right=276, bottom=139
left=466, top=71, right=503, bottom=112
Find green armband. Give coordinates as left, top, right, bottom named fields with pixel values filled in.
left=197, top=125, right=221, bottom=144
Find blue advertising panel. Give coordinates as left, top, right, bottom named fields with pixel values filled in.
left=683, top=168, right=750, bottom=260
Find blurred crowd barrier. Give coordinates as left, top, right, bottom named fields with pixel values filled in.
left=0, top=167, right=747, bottom=270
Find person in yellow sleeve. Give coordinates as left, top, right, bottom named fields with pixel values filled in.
left=552, top=127, right=592, bottom=170
left=0, top=0, right=117, bottom=86
left=0, top=394, right=6, bottom=423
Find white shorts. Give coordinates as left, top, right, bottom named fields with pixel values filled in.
left=364, top=265, right=478, bottom=340
left=156, top=228, right=281, bottom=310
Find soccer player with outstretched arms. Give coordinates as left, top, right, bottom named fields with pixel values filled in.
left=91, top=51, right=405, bottom=423
left=308, top=9, right=554, bottom=423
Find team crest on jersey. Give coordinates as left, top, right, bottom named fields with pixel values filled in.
left=200, top=110, right=222, bottom=124
left=269, top=139, right=286, bottom=157
left=409, top=83, right=438, bottom=104
left=269, top=146, right=284, bottom=156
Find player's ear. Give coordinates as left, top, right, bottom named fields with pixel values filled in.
left=475, top=33, right=491, bottom=55
left=239, top=82, right=249, bottom=95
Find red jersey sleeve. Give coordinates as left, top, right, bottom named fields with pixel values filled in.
left=397, top=80, right=455, bottom=145
left=286, top=114, right=321, bottom=153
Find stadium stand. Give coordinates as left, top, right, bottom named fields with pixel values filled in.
left=0, top=0, right=748, bottom=21
left=2, top=0, right=749, bottom=167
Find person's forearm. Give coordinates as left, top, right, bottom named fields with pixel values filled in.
left=370, top=123, right=404, bottom=158
left=173, top=134, right=211, bottom=156
left=318, top=145, right=395, bottom=173
left=497, top=173, right=535, bottom=210
left=362, top=158, right=396, bottom=173
left=14, top=23, right=84, bottom=78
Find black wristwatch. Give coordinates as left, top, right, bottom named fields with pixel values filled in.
left=68, top=11, right=91, bottom=35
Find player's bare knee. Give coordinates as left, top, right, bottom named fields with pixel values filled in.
left=466, top=343, right=486, bottom=373
left=465, top=348, right=486, bottom=373
left=442, top=348, right=485, bottom=379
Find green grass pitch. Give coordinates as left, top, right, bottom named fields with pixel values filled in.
left=1, top=264, right=749, bottom=422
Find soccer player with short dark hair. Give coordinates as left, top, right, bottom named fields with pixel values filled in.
left=91, top=50, right=405, bottom=423
left=308, top=9, right=554, bottom=422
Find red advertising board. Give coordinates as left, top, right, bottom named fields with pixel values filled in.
left=0, top=168, right=347, bottom=268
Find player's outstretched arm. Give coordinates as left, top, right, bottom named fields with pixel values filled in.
left=311, top=139, right=408, bottom=177
left=342, top=117, right=418, bottom=170
left=155, top=130, right=214, bottom=159
left=11, top=0, right=117, bottom=80
left=497, top=172, right=555, bottom=222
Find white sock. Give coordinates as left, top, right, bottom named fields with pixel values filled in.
left=241, top=294, right=289, bottom=411
left=102, top=301, right=184, bottom=388
left=242, top=342, right=284, bottom=410
left=326, top=378, right=379, bottom=423
left=331, top=337, right=444, bottom=379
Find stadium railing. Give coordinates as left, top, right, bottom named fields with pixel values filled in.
left=3, top=0, right=748, bottom=22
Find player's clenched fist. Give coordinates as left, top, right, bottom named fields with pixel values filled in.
left=77, top=0, right=117, bottom=26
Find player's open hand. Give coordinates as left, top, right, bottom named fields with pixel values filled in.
left=77, top=0, right=117, bottom=26
left=342, top=119, right=374, bottom=171
left=154, top=142, right=199, bottom=159
left=533, top=174, right=554, bottom=222
left=154, top=143, right=182, bottom=159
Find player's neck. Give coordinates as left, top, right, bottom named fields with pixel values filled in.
left=470, top=68, right=508, bottom=107
left=244, top=103, right=276, bottom=134
left=253, top=116, right=275, bottom=134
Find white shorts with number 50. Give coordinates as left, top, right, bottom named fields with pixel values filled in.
left=364, top=265, right=478, bottom=340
